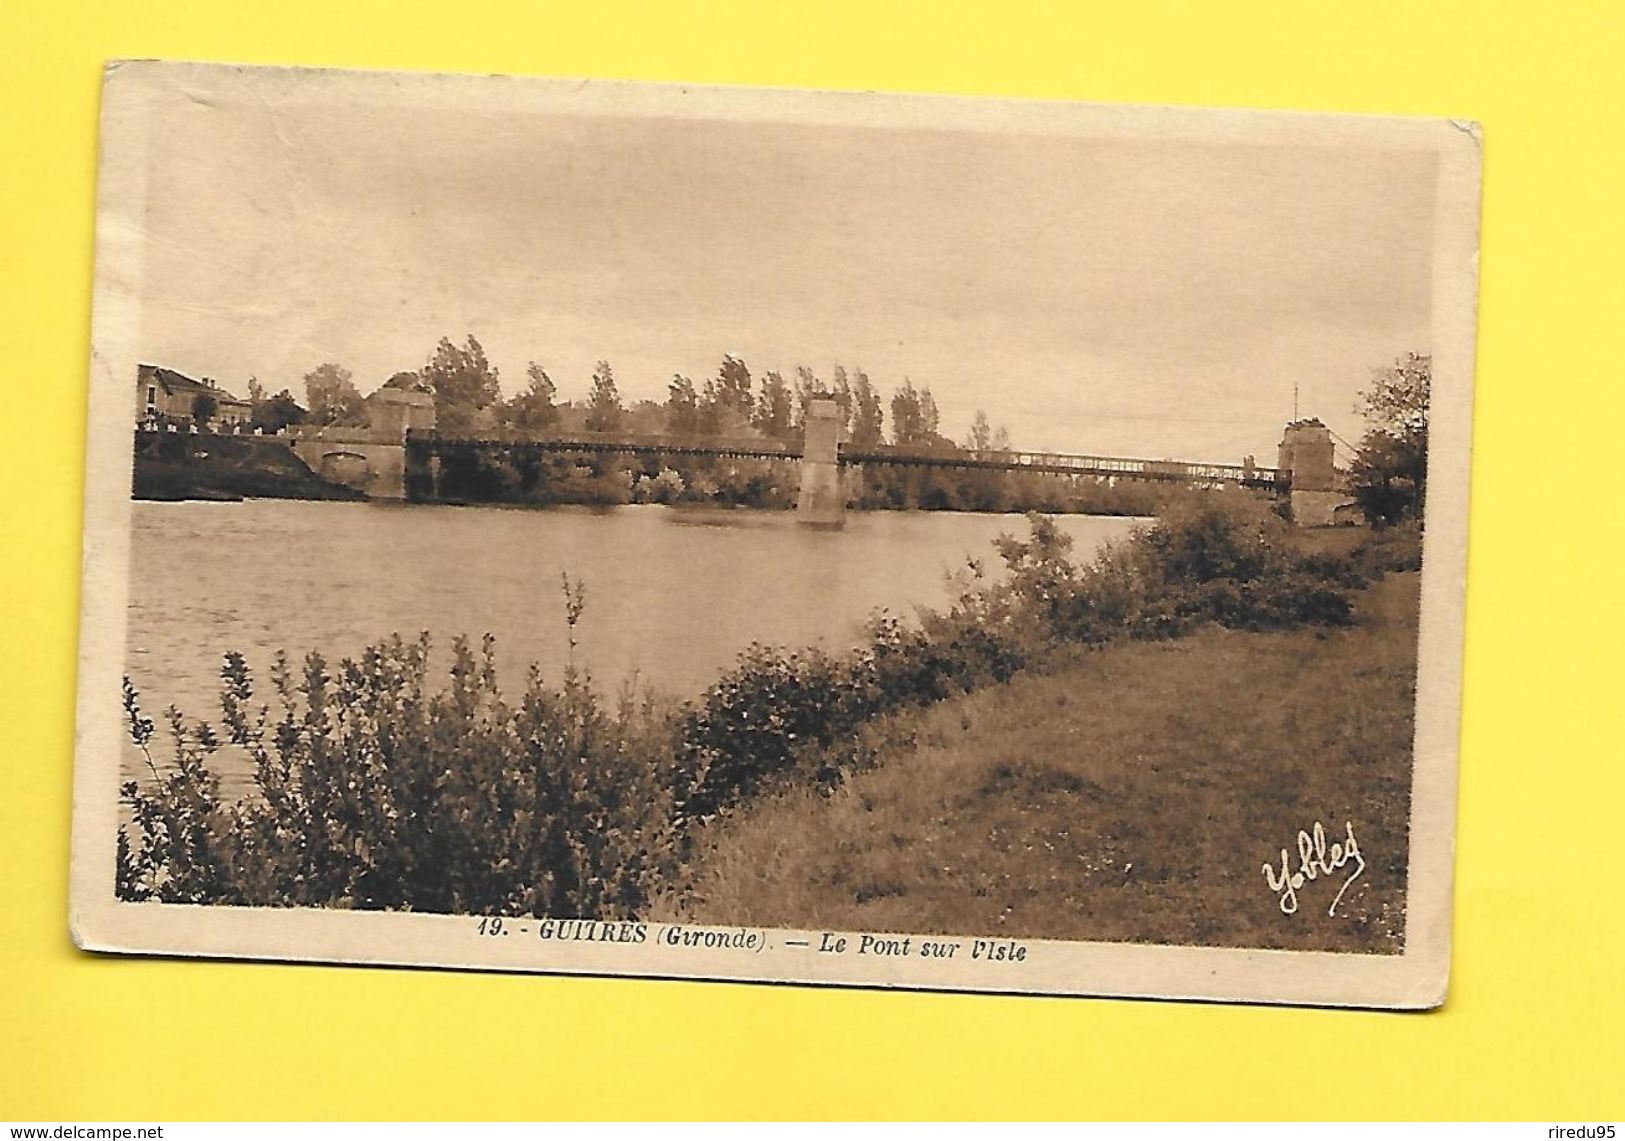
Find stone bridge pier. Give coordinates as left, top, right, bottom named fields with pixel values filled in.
left=287, top=389, right=434, bottom=499
left=1278, top=419, right=1343, bottom=526
left=289, top=436, right=411, bottom=498
left=796, top=398, right=844, bottom=527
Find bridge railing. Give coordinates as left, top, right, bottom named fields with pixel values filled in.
left=838, top=444, right=1288, bottom=487
left=403, top=431, right=1288, bottom=488
left=288, top=425, right=409, bottom=446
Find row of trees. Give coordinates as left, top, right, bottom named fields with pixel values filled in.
left=659, top=360, right=944, bottom=448
left=271, top=334, right=1432, bottom=525
left=291, top=334, right=999, bottom=452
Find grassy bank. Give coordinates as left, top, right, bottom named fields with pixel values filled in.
left=657, top=570, right=1418, bottom=954
left=133, top=431, right=364, bottom=501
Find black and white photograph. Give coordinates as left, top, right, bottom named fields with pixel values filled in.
left=71, top=61, right=1480, bottom=1006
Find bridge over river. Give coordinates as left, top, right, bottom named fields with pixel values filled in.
left=409, top=434, right=1285, bottom=486
left=293, top=398, right=1342, bottom=526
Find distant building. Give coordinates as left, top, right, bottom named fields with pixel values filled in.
left=138, top=363, right=252, bottom=430
left=363, top=385, right=436, bottom=437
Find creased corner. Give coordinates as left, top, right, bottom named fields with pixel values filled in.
left=1448, top=118, right=1483, bottom=149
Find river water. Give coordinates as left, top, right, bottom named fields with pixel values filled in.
left=124, top=500, right=1143, bottom=792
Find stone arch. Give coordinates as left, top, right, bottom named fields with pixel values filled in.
left=319, top=450, right=373, bottom=489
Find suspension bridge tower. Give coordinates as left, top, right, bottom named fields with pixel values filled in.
left=796, top=398, right=845, bottom=528
left=1278, top=419, right=1340, bottom=526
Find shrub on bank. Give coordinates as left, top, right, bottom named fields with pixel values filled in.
left=1132, top=499, right=1357, bottom=633
left=118, top=636, right=680, bottom=916
left=995, top=497, right=1358, bottom=642
left=670, top=608, right=1029, bottom=823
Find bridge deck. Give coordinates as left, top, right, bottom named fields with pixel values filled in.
left=839, top=445, right=1285, bottom=487
left=407, top=431, right=1287, bottom=488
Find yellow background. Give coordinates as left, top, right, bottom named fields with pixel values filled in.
left=2, top=0, right=1621, bottom=1121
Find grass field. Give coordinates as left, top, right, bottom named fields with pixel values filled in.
left=661, top=569, right=1420, bottom=953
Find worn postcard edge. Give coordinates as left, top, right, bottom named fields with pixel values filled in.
left=68, top=61, right=1482, bottom=1009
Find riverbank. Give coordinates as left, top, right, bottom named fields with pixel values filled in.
left=657, top=568, right=1418, bottom=954
left=133, top=431, right=364, bottom=501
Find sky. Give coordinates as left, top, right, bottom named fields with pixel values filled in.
left=135, top=85, right=1439, bottom=464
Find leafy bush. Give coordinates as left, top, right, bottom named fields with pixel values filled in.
left=632, top=467, right=686, bottom=504
left=118, top=636, right=680, bottom=917
left=993, top=498, right=1359, bottom=642
left=672, top=606, right=1029, bottom=824
left=672, top=644, right=854, bottom=822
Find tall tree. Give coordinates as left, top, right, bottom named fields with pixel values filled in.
left=1357, top=351, right=1430, bottom=440
left=848, top=367, right=884, bottom=447
left=967, top=410, right=994, bottom=451
left=918, top=385, right=941, bottom=442
left=421, top=334, right=501, bottom=435
left=754, top=370, right=794, bottom=441
left=830, top=365, right=854, bottom=438
left=713, top=355, right=755, bottom=427
left=965, top=409, right=1012, bottom=454
left=501, top=361, right=560, bottom=433
left=1350, top=352, right=1431, bottom=525
left=700, top=355, right=754, bottom=435
left=666, top=374, right=701, bottom=435
left=246, top=376, right=266, bottom=406
left=890, top=379, right=932, bottom=447
left=584, top=360, right=624, bottom=433
left=303, top=363, right=364, bottom=426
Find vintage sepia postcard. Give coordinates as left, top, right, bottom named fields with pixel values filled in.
left=70, top=60, right=1480, bottom=1007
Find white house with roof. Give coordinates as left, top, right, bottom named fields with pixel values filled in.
left=137, top=363, right=253, bottom=430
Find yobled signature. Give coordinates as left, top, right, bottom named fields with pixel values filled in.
left=1262, top=820, right=1366, bottom=917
